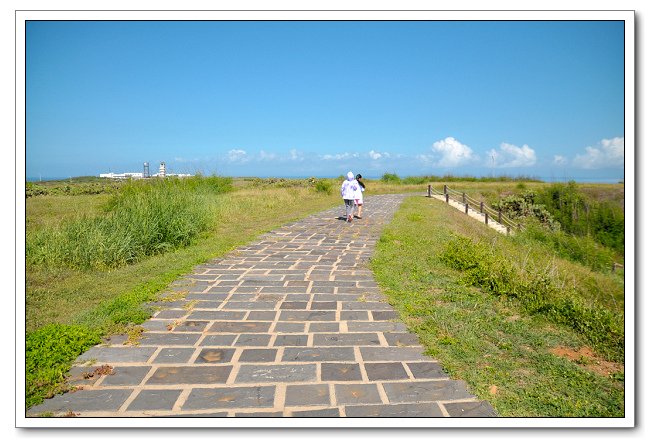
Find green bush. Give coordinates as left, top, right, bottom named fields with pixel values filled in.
left=440, top=236, right=623, bottom=361
left=26, top=324, right=101, bottom=408
left=313, top=179, right=333, bottom=194
left=26, top=177, right=224, bottom=270
left=381, top=172, right=401, bottom=183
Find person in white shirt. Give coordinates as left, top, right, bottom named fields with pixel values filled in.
left=340, top=171, right=359, bottom=223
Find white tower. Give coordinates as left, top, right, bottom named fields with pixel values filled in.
left=159, top=162, right=166, bottom=178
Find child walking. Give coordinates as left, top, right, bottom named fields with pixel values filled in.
left=354, top=173, right=365, bottom=219
left=340, top=171, right=359, bottom=223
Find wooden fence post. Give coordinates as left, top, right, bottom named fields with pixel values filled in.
left=444, top=184, right=448, bottom=195
left=462, top=192, right=466, bottom=203
left=485, top=212, right=488, bottom=225
left=465, top=203, right=469, bottom=214
left=498, top=209, right=502, bottom=224
left=445, top=193, right=449, bottom=203
left=480, top=202, right=484, bottom=214
left=427, top=185, right=431, bottom=197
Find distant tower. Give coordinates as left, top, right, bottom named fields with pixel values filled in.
left=159, top=162, right=166, bottom=178
left=143, top=162, right=150, bottom=178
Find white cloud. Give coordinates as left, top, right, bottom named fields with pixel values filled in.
left=289, top=149, right=303, bottom=161
left=321, top=152, right=359, bottom=161
left=488, top=143, right=537, bottom=168
left=227, top=149, right=249, bottom=163
left=369, top=150, right=390, bottom=160
left=257, top=150, right=277, bottom=161
left=573, top=137, right=624, bottom=169
left=431, top=137, right=477, bottom=167
left=553, top=155, right=568, bottom=166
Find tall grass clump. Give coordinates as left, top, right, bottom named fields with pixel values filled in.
left=26, top=177, right=228, bottom=270
left=440, top=236, right=623, bottom=361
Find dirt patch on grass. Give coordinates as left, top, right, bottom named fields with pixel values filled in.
left=550, top=346, right=622, bottom=377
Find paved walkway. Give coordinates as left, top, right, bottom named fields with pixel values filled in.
left=28, top=194, right=496, bottom=418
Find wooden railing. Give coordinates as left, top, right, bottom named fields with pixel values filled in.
left=427, top=184, right=520, bottom=234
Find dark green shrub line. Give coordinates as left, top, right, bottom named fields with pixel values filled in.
left=440, top=236, right=623, bottom=362
left=379, top=173, right=542, bottom=184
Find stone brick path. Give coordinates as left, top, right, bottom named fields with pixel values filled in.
left=28, top=194, right=496, bottom=418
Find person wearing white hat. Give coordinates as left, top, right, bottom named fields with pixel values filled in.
left=340, top=171, right=359, bottom=223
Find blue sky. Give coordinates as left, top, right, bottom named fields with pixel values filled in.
left=25, top=20, right=625, bottom=181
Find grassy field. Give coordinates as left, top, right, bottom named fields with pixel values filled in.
left=370, top=196, right=624, bottom=417
left=23, top=175, right=625, bottom=415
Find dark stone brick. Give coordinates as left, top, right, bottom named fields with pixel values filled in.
left=194, top=348, right=236, bottom=364
left=291, top=408, right=340, bottom=417
left=273, top=334, right=308, bottom=346
left=152, top=348, right=196, bottom=364
left=321, top=363, right=363, bottom=381
left=173, top=321, right=209, bottom=332
left=382, top=380, right=474, bottom=403
left=282, top=347, right=355, bottom=362
left=383, top=333, right=420, bottom=347
left=444, top=401, right=497, bottom=417
left=406, top=362, right=447, bottom=379
left=313, top=333, right=380, bottom=346
left=285, top=384, right=330, bottom=406
left=274, top=322, right=306, bottom=333
left=364, top=362, right=409, bottom=381
left=155, top=309, right=187, bottom=319
left=340, top=311, right=369, bottom=321
left=236, top=364, right=317, bottom=383
left=280, top=301, right=309, bottom=310
left=146, top=366, right=232, bottom=385
left=188, top=310, right=246, bottom=320
left=139, top=333, right=201, bottom=346
left=246, top=311, right=278, bottom=321
left=334, top=384, right=382, bottom=405
left=127, top=389, right=182, bottom=411
left=344, top=403, right=443, bottom=417
left=279, top=311, right=336, bottom=322
left=234, top=334, right=272, bottom=347
left=371, top=311, right=399, bottom=321
left=359, top=347, right=427, bottom=362
left=183, top=386, right=276, bottom=410
left=76, top=346, right=157, bottom=363
left=100, top=366, right=151, bottom=386
left=238, top=349, right=278, bottom=363
left=199, top=334, right=238, bottom=346
left=309, top=302, right=337, bottom=310
left=27, top=389, right=133, bottom=414
left=308, top=322, right=340, bottom=333
left=208, top=321, right=272, bottom=333
left=222, top=301, right=277, bottom=310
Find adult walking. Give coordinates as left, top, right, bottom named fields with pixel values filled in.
left=354, top=173, right=365, bottom=219
left=340, top=171, right=359, bottom=223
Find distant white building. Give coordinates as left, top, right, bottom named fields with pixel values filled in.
left=99, top=172, right=143, bottom=179
left=100, top=161, right=193, bottom=179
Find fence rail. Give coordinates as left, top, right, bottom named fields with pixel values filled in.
left=427, top=184, right=520, bottom=234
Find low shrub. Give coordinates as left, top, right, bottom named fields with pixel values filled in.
left=381, top=172, right=401, bottom=183
left=26, top=178, right=218, bottom=270
left=26, top=324, right=101, bottom=409
left=440, top=236, right=623, bottom=361
left=313, top=179, right=333, bottom=194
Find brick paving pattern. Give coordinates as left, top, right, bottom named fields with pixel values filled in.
left=28, top=194, right=496, bottom=418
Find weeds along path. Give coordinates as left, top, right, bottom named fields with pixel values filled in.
left=28, top=194, right=495, bottom=418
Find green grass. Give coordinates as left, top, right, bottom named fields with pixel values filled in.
left=370, top=196, right=624, bottom=417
